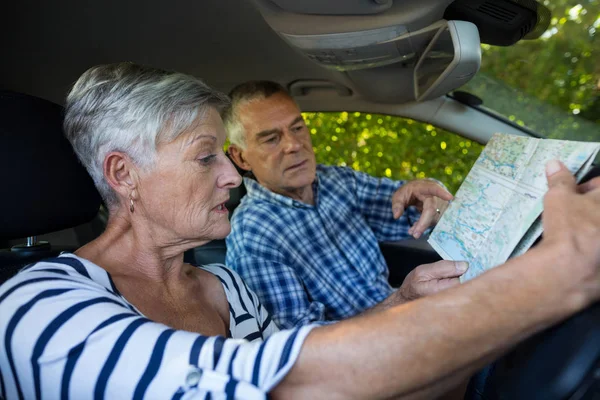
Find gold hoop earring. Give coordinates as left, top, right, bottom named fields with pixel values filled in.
left=129, top=197, right=134, bottom=213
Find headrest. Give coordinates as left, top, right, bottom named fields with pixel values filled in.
left=0, top=91, right=102, bottom=240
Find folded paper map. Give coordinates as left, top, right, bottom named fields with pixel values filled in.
left=428, top=133, right=600, bottom=283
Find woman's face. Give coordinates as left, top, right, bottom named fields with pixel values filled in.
left=136, top=107, right=241, bottom=246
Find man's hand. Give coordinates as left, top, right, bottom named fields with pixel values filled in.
left=398, top=260, right=468, bottom=302
left=361, top=260, right=467, bottom=315
left=392, top=179, right=454, bottom=239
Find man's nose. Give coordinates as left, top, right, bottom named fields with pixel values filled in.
left=282, top=130, right=302, bottom=153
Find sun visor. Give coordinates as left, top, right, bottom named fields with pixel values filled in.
left=414, top=20, right=481, bottom=101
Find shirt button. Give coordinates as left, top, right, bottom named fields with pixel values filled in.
left=185, top=367, right=203, bottom=387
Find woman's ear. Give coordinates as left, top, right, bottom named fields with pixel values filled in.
left=228, top=145, right=252, bottom=172
left=103, top=152, right=139, bottom=197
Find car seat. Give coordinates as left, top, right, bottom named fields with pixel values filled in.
left=0, top=91, right=102, bottom=284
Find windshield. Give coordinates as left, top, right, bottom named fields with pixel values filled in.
left=462, top=0, right=599, bottom=144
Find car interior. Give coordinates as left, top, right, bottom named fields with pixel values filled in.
left=1, top=0, right=599, bottom=398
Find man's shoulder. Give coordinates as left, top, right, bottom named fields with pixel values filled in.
left=317, top=164, right=356, bottom=179
left=228, top=197, right=286, bottom=250
left=316, top=164, right=360, bottom=194
left=317, top=164, right=358, bottom=185
left=231, top=195, right=283, bottom=225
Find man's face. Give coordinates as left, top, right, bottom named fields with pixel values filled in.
left=234, top=93, right=316, bottom=197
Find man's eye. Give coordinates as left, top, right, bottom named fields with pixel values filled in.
left=198, top=154, right=216, bottom=165
left=264, top=136, right=277, bottom=143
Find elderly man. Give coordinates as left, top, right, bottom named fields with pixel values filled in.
left=225, top=81, right=459, bottom=329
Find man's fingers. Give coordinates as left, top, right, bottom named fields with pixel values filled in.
left=393, top=205, right=405, bottom=220
left=431, top=277, right=461, bottom=292
left=416, top=184, right=454, bottom=202
left=392, top=180, right=454, bottom=221
left=434, top=197, right=450, bottom=223
left=410, top=210, right=434, bottom=238
left=415, top=260, right=469, bottom=280
left=392, top=189, right=410, bottom=220
left=410, top=197, right=438, bottom=238
left=546, top=160, right=576, bottom=191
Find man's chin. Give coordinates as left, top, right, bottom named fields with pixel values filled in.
left=287, top=162, right=315, bottom=177
left=287, top=172, right=315, bottom=188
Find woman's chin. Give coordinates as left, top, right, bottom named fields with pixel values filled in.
left=188, top=219, right=231, bottom=244
left=208, top=222, right=231, bottom=241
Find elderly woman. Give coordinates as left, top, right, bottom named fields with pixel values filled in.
left=1, top=63, right=600, bottom=400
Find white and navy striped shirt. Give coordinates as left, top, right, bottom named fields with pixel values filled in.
left=0, top=254, right=315, bottom=399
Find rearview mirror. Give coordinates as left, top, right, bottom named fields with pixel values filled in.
left=414, top=20, right=481, bottom=102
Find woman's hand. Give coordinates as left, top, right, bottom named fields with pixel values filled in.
left=541, top=160, right=600, bottom=303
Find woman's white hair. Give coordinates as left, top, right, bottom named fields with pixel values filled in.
left=64, top=62, right=230, bottom=209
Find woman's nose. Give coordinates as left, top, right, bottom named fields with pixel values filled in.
left=218, top=155, right=242, bottom=189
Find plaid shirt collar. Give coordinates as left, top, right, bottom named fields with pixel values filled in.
left=242, top=174, right=321, bottom=209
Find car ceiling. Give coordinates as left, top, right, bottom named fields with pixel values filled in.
left=0, top=0, right=455, bottom=105
left=0, top=0, right=341, bottom=105
left=0, top=0, right=529, bottom=144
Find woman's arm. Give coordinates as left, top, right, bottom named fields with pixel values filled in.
left=272, top=164, right=600, bottom=400
left=273, top=242, right=588, bottom=399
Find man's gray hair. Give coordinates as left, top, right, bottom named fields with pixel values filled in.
left=222, top=80, right=290, bottom=150
left=64, top=62, right=230, bottom=209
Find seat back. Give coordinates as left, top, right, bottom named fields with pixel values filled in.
left=0, top=91, right=102, bottom=283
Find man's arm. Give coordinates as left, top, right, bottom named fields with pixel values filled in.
left=228, top=254, right=330, bottom=329
left=351, top=168, right=419, bottom=241
left=272, top=162, right=600, bottom=399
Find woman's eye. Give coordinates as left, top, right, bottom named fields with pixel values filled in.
left=198, top=154, right=216, bottom=165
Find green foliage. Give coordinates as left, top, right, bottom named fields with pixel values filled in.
left=304, top=112, right=484, bottom=194
left=306, top=0, right=599, bottom=191
left=464, top=0, right=599, bottom=142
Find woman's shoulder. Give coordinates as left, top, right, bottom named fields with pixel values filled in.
left=195, top=264, right=259, bottom=312
left=195, top=263, right=247, bottom=293
left=1, top=253, right=119, bottom=294
left=196, top=263, right=278, bottom=340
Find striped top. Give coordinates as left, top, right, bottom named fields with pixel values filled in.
left=0, top=254, right=315, bottom=400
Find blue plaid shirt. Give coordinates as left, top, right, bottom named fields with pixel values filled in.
left=226, top=165, right=420, bottom=329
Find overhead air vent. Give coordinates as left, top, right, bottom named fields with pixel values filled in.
left=269, top=0, right=392, bottom=15
left=444, top=0, right=551, bottom=46
left=477, top=1, right=519, bottom=23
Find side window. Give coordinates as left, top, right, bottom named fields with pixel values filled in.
left=303, top=112, right=484, bottom=194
